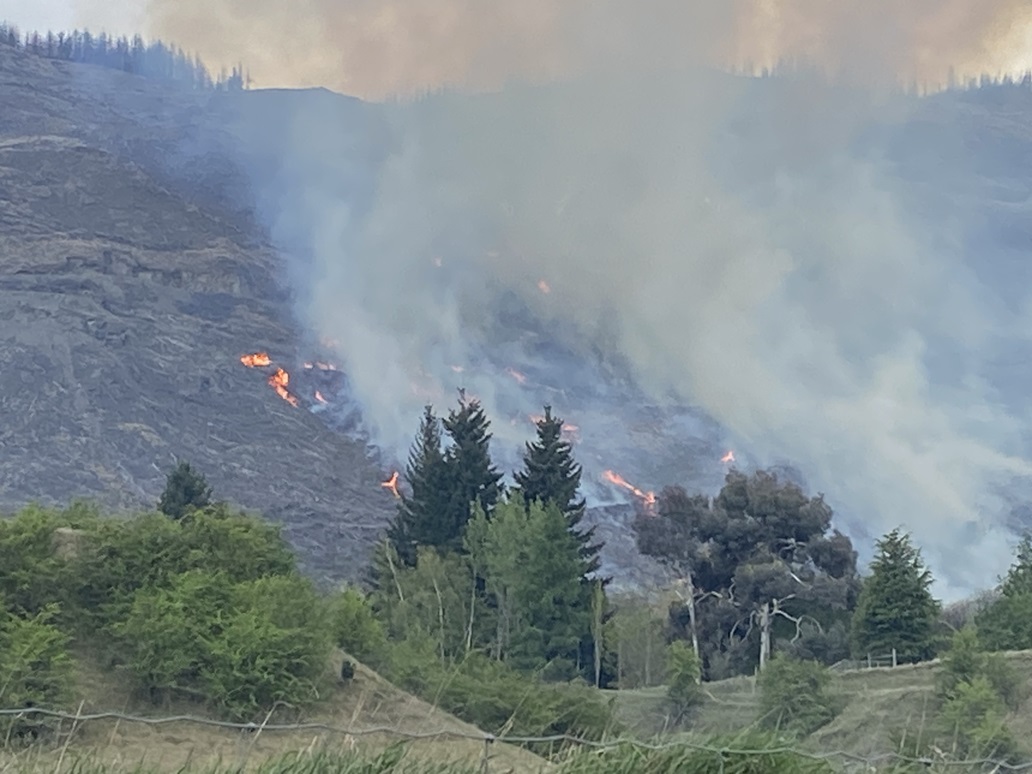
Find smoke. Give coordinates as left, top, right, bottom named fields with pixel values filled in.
left=143, top=0, right=1032, bottom=98
left=178, top=2, right=1032, bottom=602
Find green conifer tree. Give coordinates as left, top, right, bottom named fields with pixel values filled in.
left=513, top=406, right=613, bottom=684
left=158, top=461, right=212, bottom=520
left=513, top=406, right=603, bottom=576
left=440, top=390, right=503, bottom=548
left=385, top=406, right=453, bottom=566
left=851, top=528, right=941, bottom=664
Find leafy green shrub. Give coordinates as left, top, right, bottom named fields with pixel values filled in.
left=757, top=655, right=841, bottom=736
left=0, top=506, right=82, bottom=618
left=384, top=643, right=616, bottom=755
left=114, top=570, right=331, bottom=720
left=0, top=603, right=74, bottom=744
left=938, top=626, right=1025, bottom=710
left=939, top=676, right=1021, bottom=763
left=326, top=585, right=388, bottom=665
left=69, top=505, right=296, bottom=634
left=666, top=640, right=703, bottom=719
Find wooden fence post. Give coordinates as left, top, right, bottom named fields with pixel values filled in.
left=892, top=648, right=897, bottom=668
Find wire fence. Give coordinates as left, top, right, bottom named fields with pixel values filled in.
left=1, top=706, right=1031, bottom=772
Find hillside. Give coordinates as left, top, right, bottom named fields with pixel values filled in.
left=0, top=43, right=395, bottom=586
left=0, top=647, right=550, bottom=773
left=614, top=652, right=1032, bottom=768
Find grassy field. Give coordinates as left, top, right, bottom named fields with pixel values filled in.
left=614, top=650, right=1032, bottom=765
left=0, top=647, right=551, bottom=774
left=9, top=649, right=1032, bottom=772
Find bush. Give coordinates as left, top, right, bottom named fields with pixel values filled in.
left=0, top=505, right=86, bottom=619
left=114, top=570, right=331, bottom=720
left=69, top=505, right=296, bottom=635
left=939, top=676, right=1021, bottom=763
left=326, top=585, right=388, bottom=666
left=384, top=643, right=617, bottom=755
left=666, top=640, right=703, bottom=719
left=0, top=603, right=74, bottom=744
left=757, top=655, right=841, bottom=736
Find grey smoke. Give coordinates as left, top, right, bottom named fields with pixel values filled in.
left=162, top=3, right=1032, bottom=602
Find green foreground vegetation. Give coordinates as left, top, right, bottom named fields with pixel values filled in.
left=6, top=393, right=1032, bottom=771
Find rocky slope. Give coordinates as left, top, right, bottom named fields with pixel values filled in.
left=0, top=45, right=396, bottom=585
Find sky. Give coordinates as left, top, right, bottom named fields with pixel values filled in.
left=0, top=0, right=143, bottom=37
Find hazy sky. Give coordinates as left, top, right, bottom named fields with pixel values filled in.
left=0, top=0, right=144, bottom=37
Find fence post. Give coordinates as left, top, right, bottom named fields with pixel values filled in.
left=892, top=648, right=897, bottom=668
left=867, top=653, right=872, bottom=669
left=480, top=734, right=495, bottom=774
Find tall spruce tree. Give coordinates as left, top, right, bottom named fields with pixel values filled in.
left=385, top=406, right=453, bottom=566
left=441, top=391, right=503, bottom=546
left=513, top=406, right=604, bottom=577
left=851, top=528, right=941, bottom=664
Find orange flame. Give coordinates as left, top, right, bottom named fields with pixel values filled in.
left=240, top=352, right=271, bottom=368
left=537, top=279, right=551, bottom=294
left=381, top=471, right=400, bottom=498
left=314, top=390, right=328, bottom=404
left=267, top=368, right=299, bottom=407
left=602, top=470, right=656, bottom=509
left=721, top=450, right=736, bottom=464
left=506, top=367, right=528, bottom=385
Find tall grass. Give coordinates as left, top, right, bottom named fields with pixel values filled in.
left=1, top=736, right=837, bottom=774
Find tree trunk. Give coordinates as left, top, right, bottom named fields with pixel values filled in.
left=685, top=572, right=701, bottom=682
left=465, top=574, right=476, bottom=653
left=592, top=580, right=604, bottom=688
left=759, top=600, right=771, bottom=672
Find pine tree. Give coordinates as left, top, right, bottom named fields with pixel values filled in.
left=441, top=390, right=503, bottom=544
left=851, top=528, right=941, bottom=664
left=385, top=406, right=453, bottom=566
left=974, top=534, right=1032, bottom=651
left=158, top=461, right=212, bottom=520
left=514, top=406, right=614, bottom=684
left=513, top=406, right=603, bottom=577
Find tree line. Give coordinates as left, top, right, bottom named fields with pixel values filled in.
left=0, top=22, right=246, bottom=91
left=6, top=392, right=1032, bottom=763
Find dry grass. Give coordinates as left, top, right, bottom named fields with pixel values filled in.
left=612, top=651, right=1032, bottom=762
left=0, top=648, right=551, bottom=773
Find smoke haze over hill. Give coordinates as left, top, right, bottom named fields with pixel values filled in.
left=143, top=0, right=1032, bottom=97
left=82, top=0, right=1032, bottom=600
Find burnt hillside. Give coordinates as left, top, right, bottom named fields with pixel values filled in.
left=0, top=44, right=396, bottom=585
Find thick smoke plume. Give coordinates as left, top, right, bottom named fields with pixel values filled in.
left=158, top=2, right=1032, bottom=601
left=144, top=0, right=1032, bottom=98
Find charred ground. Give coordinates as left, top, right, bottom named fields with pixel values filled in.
left=0, top=44, right=396, bottom=584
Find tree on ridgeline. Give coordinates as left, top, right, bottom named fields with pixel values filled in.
left=851, top=528, right=941, bottom=664
left=0, top=24, right=243, bottom=91
left=158, top=460, right=213, bottom=520
left=635, top=470, right=860, bottom=678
